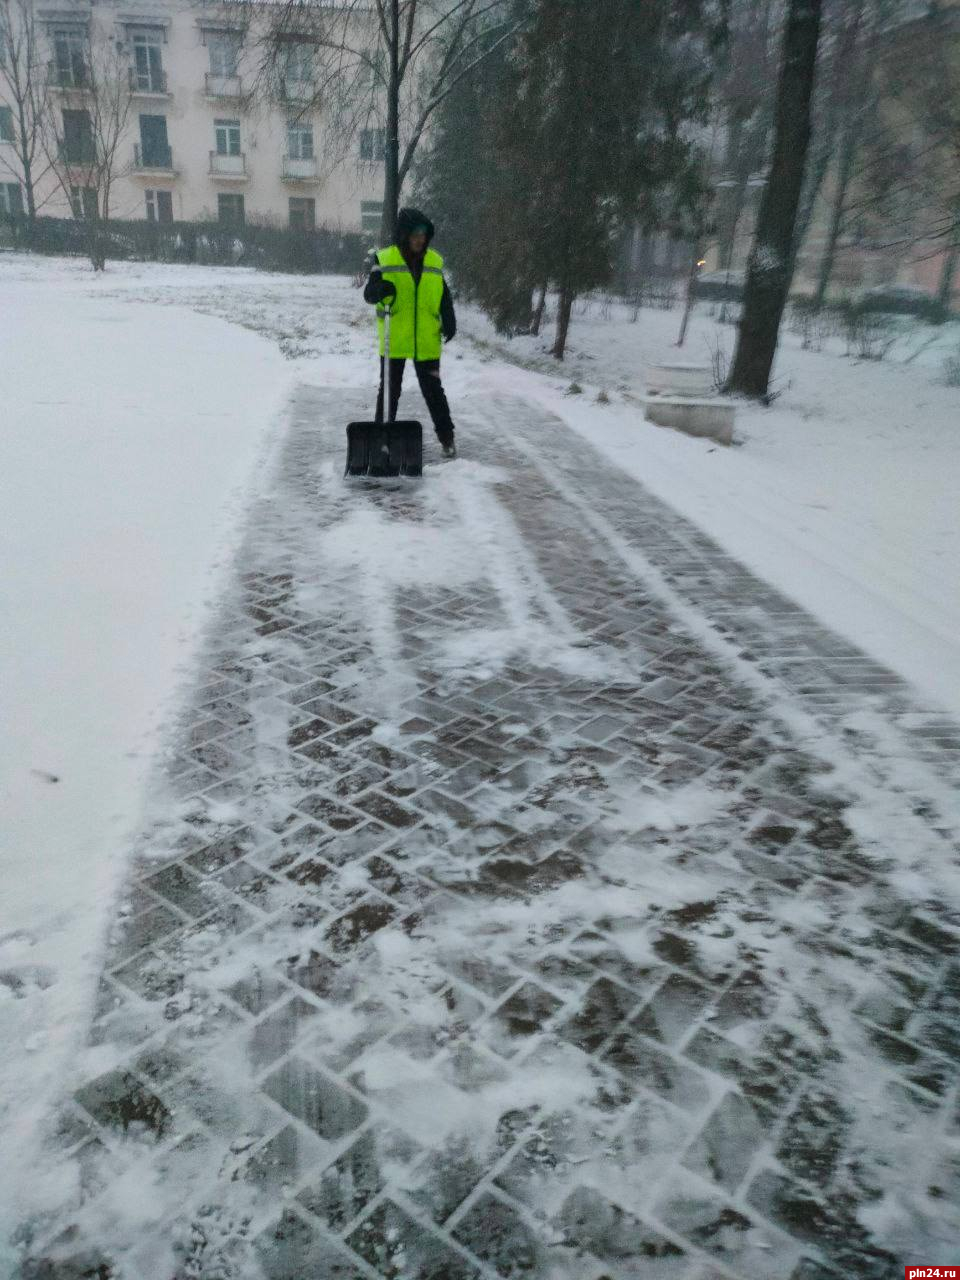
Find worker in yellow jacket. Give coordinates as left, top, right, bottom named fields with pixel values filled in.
left=364, top=207, right=458, bottom=459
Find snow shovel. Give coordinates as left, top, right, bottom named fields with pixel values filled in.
left=345, top=304, right=423, bottom=478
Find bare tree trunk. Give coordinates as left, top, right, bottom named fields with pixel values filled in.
left=551, top=285, right=574, bottom=360
left=719, top=201, right=746, bottom=274
left=936, top=243, right=958, bottom=311
left=14, top=98, right=40, bottom=229
left=530, top=284, right=547, bottom=336
left=20, top=143, right=38, bottom=247
left=381, top=0, right=401, bottom=242
left=714, top=118, right=748, bottom=272
left=725, top=0, right=824, bottom=400
left=676, top=255, right=703, bottom=347
left=813, top=118, right=859, bottom=307
left=89, top=223, right=106, bottom=271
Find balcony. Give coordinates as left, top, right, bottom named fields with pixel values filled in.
left=281, top=155, right=319, bottom=183
left=209, top=151, right=247, bottom=180
left=205, top=72, right=243, bottom=99
left=133, top=144, right=175, bottom=175
left=47, top=60, right=90, bottom=91
left=128, top=67, right=169, bottom=97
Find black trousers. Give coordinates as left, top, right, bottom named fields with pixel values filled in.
left=376, top=358, right=455, bottom=446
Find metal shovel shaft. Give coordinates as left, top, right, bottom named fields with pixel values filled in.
left=381, top=304, right=392, bottom=424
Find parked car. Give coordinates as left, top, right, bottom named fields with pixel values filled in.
left=856, top=284, right=947, bottom=321
left=692, top=270, right=745, bottom=303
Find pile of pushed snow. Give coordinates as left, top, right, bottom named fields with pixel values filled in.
left=0, top=258, right=291, bottom=1250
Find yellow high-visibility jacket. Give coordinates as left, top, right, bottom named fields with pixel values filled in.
left=375, top=244, right=445, bottom=360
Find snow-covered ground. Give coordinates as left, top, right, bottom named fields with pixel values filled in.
left=458, top=296, right=960, bottom=723
left=0, top=256, right=293, bottom=1245
left=1, top=252, right=958, bottom=1263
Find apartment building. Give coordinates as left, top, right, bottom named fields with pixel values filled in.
left=0, top=0, right=388, bottom=233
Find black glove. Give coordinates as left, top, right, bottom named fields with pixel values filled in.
left=366, top=273, right=397, bottom=304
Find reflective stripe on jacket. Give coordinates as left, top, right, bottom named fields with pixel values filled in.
left=375, top=245, right=445, bottom=360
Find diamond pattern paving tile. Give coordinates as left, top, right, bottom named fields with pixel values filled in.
left=452, top=1192, right=544, bottom=1277
left=73, top=1070, right=175, bottom=1142
left=255, top=1209, right=369, bottom=1280
left=238, top=1123, right=327, bottom=1197
left=16, top=381, right=960, bottom=1278
left=295, top=1127, right=385, bottom=1231
left=481, top=982, right=564, bottom=1058
left=655, top=1176, right=802, bottom=1279
left=681, top=1091, right=768, bottom=1192
left=246, top=996, right=322, bottom=1070
left=555, top=1185, right=688, bottom=1277
left=261, top=1057, right=367, bottom=1141
left=601, top=1031, right=715, bottom=1113
left=347, top=1199, right=481, bottom=1280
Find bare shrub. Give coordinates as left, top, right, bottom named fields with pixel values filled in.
left=708, top=335, right=729, bottom=391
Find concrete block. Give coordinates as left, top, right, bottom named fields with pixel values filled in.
left=645, top=362, right=714, bottom=398
left=644, top=395, right=735, bottom=445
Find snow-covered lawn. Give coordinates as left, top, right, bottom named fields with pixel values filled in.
left=1, top=251, right=958, bottom=1257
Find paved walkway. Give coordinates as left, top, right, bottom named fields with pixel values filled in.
left=18, top=386, right=960, bottom=1279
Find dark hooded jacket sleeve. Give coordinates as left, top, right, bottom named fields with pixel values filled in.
left=440, top=279, right=456, bottom=342
left=363, top=265, right=394, bottom=305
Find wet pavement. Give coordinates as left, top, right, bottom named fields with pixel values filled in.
left=16, top=385, right=960, bottom=1279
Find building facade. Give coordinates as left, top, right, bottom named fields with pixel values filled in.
left=0, top=0, right=388, bottom=233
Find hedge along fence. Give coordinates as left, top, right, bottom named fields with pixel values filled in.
left=787, top=294, right=951, bottom=360
left=0, top=214, right=368, bottom=275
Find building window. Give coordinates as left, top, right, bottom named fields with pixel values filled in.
left=70, top=185, right=98, bottom=220
left=281, top=42, right=314, bottom=84
left=62, top=108, right=94, bottom=163
left=218, top=192, right=244, bottom=228
left=360, top=128, right=386, bottom=163
left=207, top=32, right=241, bottom=77
left=214, top=118, right=241, bottom=156
left=145, top=189, right=173, bottom=223
left=361, top=200, right=383, bottom=234
left=131, top=30, right=165, bottom=92
left=0, top=106, right=13, bottom=143
left=138, top=114, right=170, bottom=168
left=287, top=119, right=314, bottom=160
left=51, top=27, right=88, bottom=87
left=289, top=196, right=315, bottom=231
left=0, top=182, right=24, bottom=217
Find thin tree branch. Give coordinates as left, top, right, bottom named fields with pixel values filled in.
left=398, top=20, right=519, bottom=186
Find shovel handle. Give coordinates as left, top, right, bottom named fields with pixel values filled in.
left=379, top=302, right=393, bottom=425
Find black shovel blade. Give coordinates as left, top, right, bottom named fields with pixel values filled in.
left=345, top=420, right=423, bottom=478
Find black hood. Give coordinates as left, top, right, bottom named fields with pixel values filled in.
left=395, top=206, right=435, bottom=252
